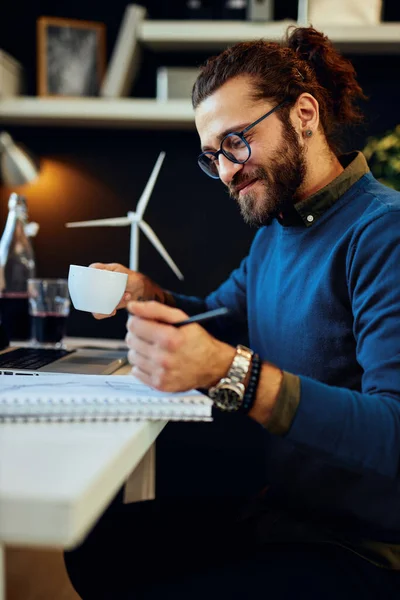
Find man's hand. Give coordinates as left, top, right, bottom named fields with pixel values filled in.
left=89, top=263, right=173, bottom=319
left=125, top=300, right=236, bottom=392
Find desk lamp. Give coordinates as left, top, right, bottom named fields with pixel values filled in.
left=0, top=131, right=39, bottom=186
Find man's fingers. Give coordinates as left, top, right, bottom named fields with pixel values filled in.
left=130, top=364, right=153, bottom=386
left=89, top=262, right=130, bottom=273
left=115, top=292, right=131, bottom=310
left=127, top=300, right=187, bottom=324
left=126, top=301, right=188, bottom=345
left=125, top=331, right=153, bottom=354
left=93, top=309, right=117, bottom=320
left=127, top=348, right=152, bottom=373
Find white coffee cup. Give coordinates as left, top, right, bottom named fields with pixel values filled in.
left=68, top=265, right=128, bottom=315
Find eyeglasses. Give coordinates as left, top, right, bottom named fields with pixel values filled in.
left=197, top=100, right=289, bottom=179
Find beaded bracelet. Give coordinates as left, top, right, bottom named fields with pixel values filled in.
left=240, top=353, right=261, bottom=415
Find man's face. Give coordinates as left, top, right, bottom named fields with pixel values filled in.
left=195, top=76, right=307, bottom=226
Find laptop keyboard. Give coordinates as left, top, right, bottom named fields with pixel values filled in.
left=0, top=347, right=74, bottom=370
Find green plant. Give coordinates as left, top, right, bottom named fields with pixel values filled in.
left=363, top=125, right=400, bottom=191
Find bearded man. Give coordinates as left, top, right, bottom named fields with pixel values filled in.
left=65, top=27, right=400, bottom=600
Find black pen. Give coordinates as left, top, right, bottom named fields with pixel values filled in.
left=172, top=307, right=231, bottom=327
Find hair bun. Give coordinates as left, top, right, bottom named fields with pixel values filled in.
left=286, top=26, right=366, bottom=125
left=287, top=27, right=330, bottom=65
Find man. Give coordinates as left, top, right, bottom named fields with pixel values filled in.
left=65, top=27, right=400, bottom=598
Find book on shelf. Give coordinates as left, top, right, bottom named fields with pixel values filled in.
left=247, top=0, right=274, bottom=22
left=100, top=4, right=146, bottom=98
left=156, top=67, right=199, bottom=101
left=0, top=49, right=23, bottom=98
left=0, top=374, right=213, bottom=422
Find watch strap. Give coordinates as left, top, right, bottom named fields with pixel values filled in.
left=208, top=344, right=253, bottom=410
left=227, top=344, right=253, bottom=390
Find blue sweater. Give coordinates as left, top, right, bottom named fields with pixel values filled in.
left=173, top=169, right=400, bottom=555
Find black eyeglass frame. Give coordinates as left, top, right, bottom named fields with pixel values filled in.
left=197, top=99, right=290, bottom=179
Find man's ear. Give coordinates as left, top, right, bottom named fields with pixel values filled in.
left=293, top=93, right=319, bottom=137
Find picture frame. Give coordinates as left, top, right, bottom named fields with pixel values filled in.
left=37, top=16, right=106, bottom=97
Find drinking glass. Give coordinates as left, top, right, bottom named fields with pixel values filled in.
left=27, top=279, right=70, bottom=347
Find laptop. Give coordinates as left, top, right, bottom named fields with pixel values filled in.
left=0, top=323, right=128, bottom=376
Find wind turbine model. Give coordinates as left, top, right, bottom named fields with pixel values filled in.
left=66, top=151, right=184, bottom=280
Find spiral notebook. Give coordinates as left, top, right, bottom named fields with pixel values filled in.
left=0, top=374, right=213, bottom=422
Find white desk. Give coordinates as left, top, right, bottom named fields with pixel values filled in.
left=0, top=339, right=166, bottom=600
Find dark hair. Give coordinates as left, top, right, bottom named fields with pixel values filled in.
left=192, top=27, right=366, bottom=152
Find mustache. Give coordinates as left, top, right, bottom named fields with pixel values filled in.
left=229, top=168, right=267, bottom=196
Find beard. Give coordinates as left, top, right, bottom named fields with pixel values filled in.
left=228, top=118, right=307, bottom=227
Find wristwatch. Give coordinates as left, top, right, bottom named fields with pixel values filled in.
left=208, top=345, right=253, bottom=412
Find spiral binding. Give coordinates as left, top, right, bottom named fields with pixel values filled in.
left=0, top=395, right=213, bottom=422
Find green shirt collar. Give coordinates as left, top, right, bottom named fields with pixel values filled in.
left=279, top=151, right=370, bottom=227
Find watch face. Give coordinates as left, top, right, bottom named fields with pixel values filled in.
left=211, top=384, right=244, bottom=412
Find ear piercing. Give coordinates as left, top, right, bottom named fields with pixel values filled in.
left=305, top=129, right=313, bottom=137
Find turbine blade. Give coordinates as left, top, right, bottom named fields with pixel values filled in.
left=66, top=216, right=132, bottom=227
left=138, top=220, right=184, bottom=280
left=135, top=151, right=166, bottom=218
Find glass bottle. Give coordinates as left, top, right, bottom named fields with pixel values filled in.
left=0, top=193, right=36, bottom=340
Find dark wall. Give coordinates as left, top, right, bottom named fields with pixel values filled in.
left=1, top=1, right=400, bottom=340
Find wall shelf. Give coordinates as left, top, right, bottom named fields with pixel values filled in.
left=0, top=97, right=195, bottom=129
left=139, top=20, right=400, bottom=54
left=1, top=19, right=399, bottom=130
